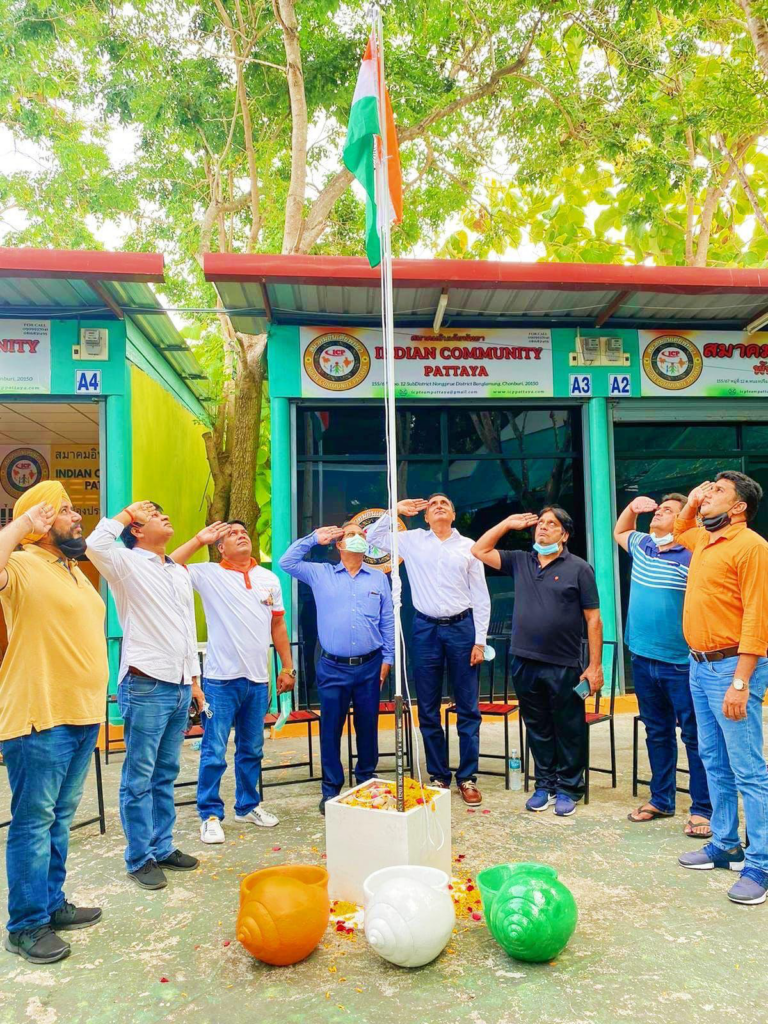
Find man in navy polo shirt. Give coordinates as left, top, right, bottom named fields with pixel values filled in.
left=615, top=494, right=712, bottom=836
left=472, top=506, right=603, bottom=817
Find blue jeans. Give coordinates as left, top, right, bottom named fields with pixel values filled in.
left=1, top=724, right=99, bottom=933
left=197, top=677, right=268, bottom=820
left=316, top=653, right=381, bottom=799
left=689, top=655, right=768, bottom=876
left=117, top=675, right=191, bottom=873
left=632, top=653, right=712, bottom=818
left=410, top=613, right=480, bottom=785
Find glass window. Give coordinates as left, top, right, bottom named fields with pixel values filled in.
left=743, top=426, right=768, bottom=451
left=448, top=408, right=575, bottom=456
left=297, top=407, right=386, bottom=456
left=614, top=457, right=742, bottom=504
left=614, top=424, right=738, bottom=453
left=396, top=409, right=441, bottom=455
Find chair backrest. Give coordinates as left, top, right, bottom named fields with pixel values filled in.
left=270, top=640, right=313, bottom=711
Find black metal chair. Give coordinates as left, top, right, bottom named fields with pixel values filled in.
left=346, top=671, right=415, bottom=788
left=443, top=633, right=524, bottom=790
left=1, top=747, right=106, bottom=835
left=524, top=639, right=618, bottom=804
left=259, top=641, right=321, bottom=795
left=632, top=715, right=690, bottom=797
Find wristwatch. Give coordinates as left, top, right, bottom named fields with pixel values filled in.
left=282, top=668, right=297, bottom=678
left=732, top=678, right=748, bottom=691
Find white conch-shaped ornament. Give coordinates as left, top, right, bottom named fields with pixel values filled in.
left=363, top=866, right=455, bottom=968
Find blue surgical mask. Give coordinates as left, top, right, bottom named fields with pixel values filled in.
left=344, top=534, right=369, bottom=555
left=533, top=541, right=560, bottom=556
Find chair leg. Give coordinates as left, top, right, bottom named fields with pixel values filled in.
left=584, top=727, right=590, bottom=805
left=524, top=733, right=531, bottom=793
left=632, top=716, right=639, bottom=798
left=504, top=715, right=510, bottom=791
left=610, top=717, right=617, bottom=789
left=94, top=748, right=106, bottom=835
left=308, top=721, right=315, bottom=779
left=444, top=708, right=450, bottom=768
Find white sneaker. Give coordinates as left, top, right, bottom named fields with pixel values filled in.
left=235, top=806, right=279, bottom=828
left=200, top=816, right=225, bottom=844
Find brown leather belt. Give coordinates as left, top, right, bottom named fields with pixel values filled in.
left=128, top=666, right=153, bottom=679
left=689, top=646, right=740, bottom=663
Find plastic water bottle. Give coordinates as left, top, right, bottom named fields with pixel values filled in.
left=508, top=748, right=522, bottom=791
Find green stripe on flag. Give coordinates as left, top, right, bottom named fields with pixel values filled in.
left=343, top=95, right=382, bottom=268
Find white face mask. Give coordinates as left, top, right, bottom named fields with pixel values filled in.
left=651, top=532, right=674, bottom=547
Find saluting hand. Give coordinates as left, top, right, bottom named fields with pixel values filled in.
left=315, top=525, right=344, bottom=545
left=397, top=498, right=428, bottom=517
left=196, top=521, right=230, bottom=546
left=687, top=481, right=713, bottom=511
left=629, top=496, right=658, bottom=514
left=22, top=502, right=57, bottom=536
left=126, top=500, right=159, bottom=525
left=503, top=513, right=539, bottom=532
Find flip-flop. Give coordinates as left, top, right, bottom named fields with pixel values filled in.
left=684, top=817, right=713, bottom=839
left=627, top=804, right=674, bottom=823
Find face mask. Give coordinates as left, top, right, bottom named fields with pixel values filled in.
left=57, top=535, right=87, bottom=559
left=533, top=541, right=560, bottom=556
left=701, top=511, right=731, bottom=533
left=652, top=532, right=674, bottom=546
left=344, top=534, right=369, bottom=555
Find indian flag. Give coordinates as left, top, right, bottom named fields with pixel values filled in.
left=343, top=32, right=403, bottom=268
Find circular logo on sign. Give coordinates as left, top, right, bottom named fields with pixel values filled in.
left=304, top=332, right=371, bottom=392
left=1, top=448, right=50, bottom=499
left=642, top=335, right=703, bottom=390
left=349, top=508, right=406, bottom=574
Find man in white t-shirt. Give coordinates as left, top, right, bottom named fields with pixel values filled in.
left=170, top=521, right=295, bottom=843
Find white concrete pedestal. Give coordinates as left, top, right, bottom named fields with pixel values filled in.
left=325, top=779, right=452, bottom=904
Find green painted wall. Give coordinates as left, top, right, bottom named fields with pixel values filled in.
left=47, top=318, right=127, bottom=394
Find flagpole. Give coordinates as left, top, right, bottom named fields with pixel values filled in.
left=371, top=4, right=405, bottom=813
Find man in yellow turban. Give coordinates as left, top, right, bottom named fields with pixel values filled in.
left=0, top=482, right=108, bottom=964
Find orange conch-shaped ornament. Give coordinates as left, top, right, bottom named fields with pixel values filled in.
left=236, top=865, right=330, bottom=966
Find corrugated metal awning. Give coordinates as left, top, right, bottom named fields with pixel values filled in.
left=204, top=254, right=768, bottom=334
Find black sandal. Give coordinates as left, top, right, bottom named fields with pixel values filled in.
left=684, top=817, right=713, bottom=839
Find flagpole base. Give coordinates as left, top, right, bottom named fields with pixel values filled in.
left=394, top=694, right=405, bottom=812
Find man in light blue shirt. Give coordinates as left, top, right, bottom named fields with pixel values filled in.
left=615, top=494, right=711, bottom=836
left=279, top=521, right=395, bottom=813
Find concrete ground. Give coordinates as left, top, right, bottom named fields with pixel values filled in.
left=1, top=713, right=766, bottom=1024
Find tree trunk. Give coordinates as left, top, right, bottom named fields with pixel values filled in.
left=227, top=334, right=267, bottom=545
left=737, top=0, right=768, bottom=78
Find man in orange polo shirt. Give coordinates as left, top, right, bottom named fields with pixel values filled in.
left=674, top=472, right=768, bottom=905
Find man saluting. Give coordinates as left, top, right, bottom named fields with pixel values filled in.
left=366, top=494, right=490, bottom=805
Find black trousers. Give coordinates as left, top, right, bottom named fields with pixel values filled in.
left=512, top=655, right=587, bottom=799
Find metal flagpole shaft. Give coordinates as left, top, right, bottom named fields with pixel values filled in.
left=372, top=5, right=405, bottom=812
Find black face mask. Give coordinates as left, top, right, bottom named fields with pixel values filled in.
left=57, top=535, right=87, bottom=559
left=701, top=503, right=742, bottom=533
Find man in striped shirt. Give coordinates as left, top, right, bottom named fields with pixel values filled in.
left=615, top=494, right=711, bottom=835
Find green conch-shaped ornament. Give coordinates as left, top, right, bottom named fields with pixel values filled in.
left=477, top=862, right=577, bottom=963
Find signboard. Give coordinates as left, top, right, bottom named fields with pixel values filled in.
left=300, top=327, right=553, bottom=399
left=75, top=369, right=102, bottom=394
left=0, top=319, right=51, bottom=393
left=640, top=330, right=768, bottom=397
left=569, top=373, right=592, bottom=397
left=51, top=445, right=101, bottom=535
left=348, top=508, right=406, bottom=574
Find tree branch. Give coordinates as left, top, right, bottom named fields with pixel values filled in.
left=736, top=0, right=768, bottom=79
left=718, top=133, right=768, bottom=236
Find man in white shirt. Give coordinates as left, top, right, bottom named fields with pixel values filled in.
left=170, top=521, right=295, bottom=843
left=86, top=501, right=202, bottom=891
left=366, top=494, right=490, bottom=804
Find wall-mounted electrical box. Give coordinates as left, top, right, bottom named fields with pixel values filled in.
left=569, top=334, right=630, bottom=367
left=73, top=328, right=109, bottom=361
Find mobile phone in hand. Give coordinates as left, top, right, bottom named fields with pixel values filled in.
left=573, top=679, right=591, bottom=700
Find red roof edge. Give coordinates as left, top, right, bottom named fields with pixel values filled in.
left=203, top=253, right=768, bottom=295
left=0, top=248, right=164, bottom=283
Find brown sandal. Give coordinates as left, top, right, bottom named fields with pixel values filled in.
left=684, top=817, right=713, bottom=839
left=627, top=804, right=674, bottom=823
